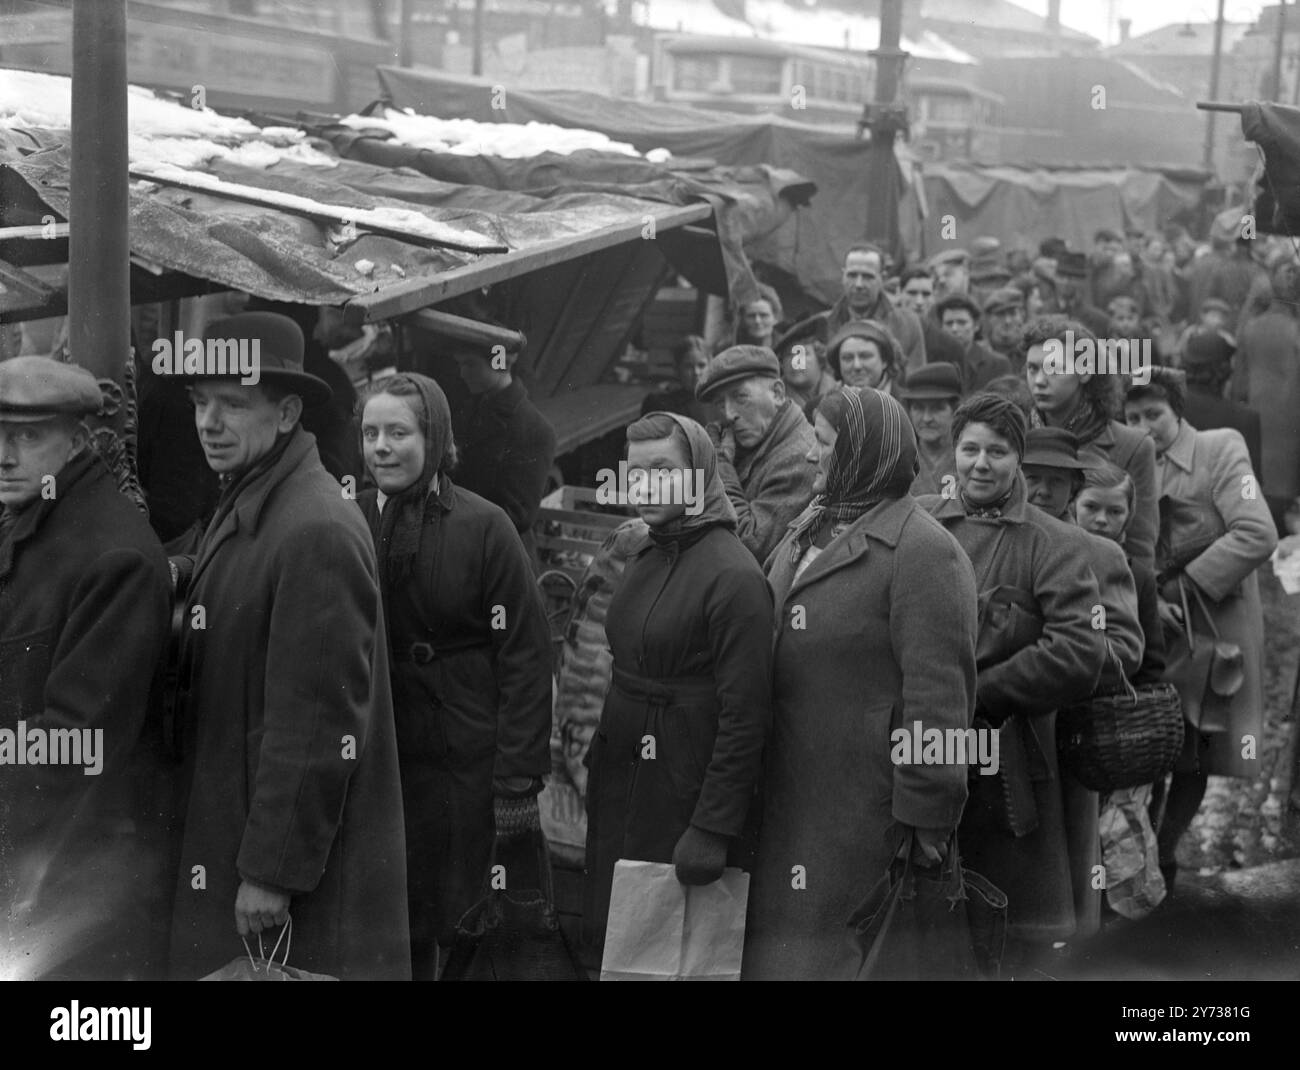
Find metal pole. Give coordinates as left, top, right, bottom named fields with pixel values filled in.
left=1204, top=0, right=1226, bottom=172
left=863, top=0, right=908, bottom=258
left=69, top=0, right=129, bottom=401
left=473, top=0, right=485, bottom=77
left=399, top=0, right=412, bottom=66
left=1272, top=0, right=1288, bottom=101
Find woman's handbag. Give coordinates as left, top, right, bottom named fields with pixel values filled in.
left=1057, top=641, right=1185, bottom=792
left=199, top=917, right=337, bottom=981
left=1167, top=575, right=1243, bottom=734
left=440, top=829, right=587, bottom=982
left=848, top=829, right=1007, bottom=981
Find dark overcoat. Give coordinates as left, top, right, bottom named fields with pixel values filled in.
left=921, top=478, right=1107, bottom=942
left=168, top=428, right=410, bottom=980
left=358, top=480, right=553, bottom=948
left=583, top=524, right=773, bottom=949
left=742, top=496, right=979, bottom=980
left=0, top=452, right=170, bottom=979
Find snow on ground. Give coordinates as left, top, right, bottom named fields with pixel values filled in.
left=337, top=108, right=645, bottom=159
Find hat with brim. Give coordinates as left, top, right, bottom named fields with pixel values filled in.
left=983, top=287, right=1026, bottom=317
left=696, top=344, right=781, bottom=401
left=0, top=355, right=102, bottom=423
left=898, top=361, right=962, bottom=402
left=1022, top=427, right=1093, bottom=471
left=164, top=312, right=332, bottom=407
left=1182, top=328, right=1236, bottom=367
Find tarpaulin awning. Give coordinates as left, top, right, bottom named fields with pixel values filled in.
left=1240, top=101, right=1300, bottom=238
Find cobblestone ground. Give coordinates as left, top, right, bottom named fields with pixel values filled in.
left=1178, top=569, right=1300, bottom=875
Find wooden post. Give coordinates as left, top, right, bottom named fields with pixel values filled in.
left=863, top=0, right=909, bottom=261
left=1204, top=0, right=1226, bottom=173
left=473, top=0, right=485, bottom=77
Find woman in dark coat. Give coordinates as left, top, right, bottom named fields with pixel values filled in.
left=358, top=373, right=554, bottom=980
left=583, top=412, right=774, bottom=952
left=742, top=386, right=980, bottom=981
left=918, top=394, right=1107, bottom=955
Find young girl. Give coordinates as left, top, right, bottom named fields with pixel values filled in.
left=1074, top=462, right=1169, bottom=919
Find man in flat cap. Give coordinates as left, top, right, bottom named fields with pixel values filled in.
left=696, top=344, right=817, bottom=562
left=983, top=287, right=1028, bottom=369
left=0, top=356, right=171, bottom=979
left=166, top=311, right=410, bottom=980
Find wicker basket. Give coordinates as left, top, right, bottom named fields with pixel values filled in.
left=1057, top=681, right=1185, bottom=792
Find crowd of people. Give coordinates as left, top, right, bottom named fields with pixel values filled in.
left=1, top=218, right=1297, bottom=981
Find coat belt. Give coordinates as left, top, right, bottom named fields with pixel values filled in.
left=610, top=665, right=715, bottom=703
left=392, top=636, right=492, bottom=664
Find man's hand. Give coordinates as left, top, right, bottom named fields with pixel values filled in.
left=235, top=879, right=290, bottom=937
left=672, top=826, right=729, bottom=886
left=1157, top=597, right=1184, bottom=635
left=909, top=826, right=950, bottom=865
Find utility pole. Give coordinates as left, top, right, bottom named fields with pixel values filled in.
left=1204, top=0, right=1226, bottom=173
left=399, top=0, right=412, bottom=66
left=1272, top=0, right=1288, bottom=100
left=473, top=0, right=485, bottom=76
left=859, top=0, right=909, bottom=261
left=69, top=0, right=138, bottom=506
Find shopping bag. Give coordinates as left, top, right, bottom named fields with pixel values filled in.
left=599, top=859, right=749, bottom=981
left=441, top=829, right=586, bottom=981
left=199, top=917, right=337, bottom=981
left=848, top=831, right=1006, bottom=981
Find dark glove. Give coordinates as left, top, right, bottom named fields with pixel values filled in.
left=493, top=794, right=540, bottom=838
left=672, top=826, right=729, bottom=886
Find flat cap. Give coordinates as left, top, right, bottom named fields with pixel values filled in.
left=897, top=361, right=962, bottom=401
left=928, top=248, right=970, bottom=270
left=983, top=286, right=1026, bottom=316
left=970, top=236, right=1002, bottom=257
left=0, top=356, right=102, bottom=422
left=696, top=344, right=781, bottom=401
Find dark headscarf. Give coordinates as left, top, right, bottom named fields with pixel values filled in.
left=366, top=373, right=453, bottom=589
left=628, top=410, right=737, bottom=551
left=788, top=385, right=918, bottom=556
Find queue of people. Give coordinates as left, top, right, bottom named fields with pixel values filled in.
left=1, top=217, right=1293, bottom=981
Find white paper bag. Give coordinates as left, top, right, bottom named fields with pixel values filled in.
left=599, top=859, right=750, bottom=981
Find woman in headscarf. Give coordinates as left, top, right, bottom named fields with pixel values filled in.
left=825, top=320, right=904, bottom=398
left=919, top=393, right=1107, bottom=968
left=357, top=373, right=554, bottom=980
left=582, top=411, right=774, bottom=954
left=742, top=386, right=979, bottom=980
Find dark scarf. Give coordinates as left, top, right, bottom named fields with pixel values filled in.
left=788, top=385, right=917, bottom=557
left=0, top=448, right=97, bottom=581
left=639, top=411, right=737, bottom=554
left=204, top=426, right=299, bottom=544
left=368, top=374, right=453, bottom=592
left=1030, top=392, right=1110, bottom=446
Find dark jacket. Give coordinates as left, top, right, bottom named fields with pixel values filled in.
left=452, top=378, right=557, bottom=555
left=717, top=399, right=818, bottom=562
left=743, top=496, right=979, bottom=980
left=958, top=341, right=1014, bottom=395
left=169, top=428, right=410, bottom=980
left=920, top=478, right=1107, bottom=941
left=0, top=452, right=170, bottom=979
left=1184, top=388, right=1262, bottom=479
left=583, top=524, right=773, bottom=948
left=358, top=480, right=552, bottom=948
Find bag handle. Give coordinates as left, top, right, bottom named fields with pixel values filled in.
left=1179, top=575, right=1222, bottom=644
left=1100, top=634, right=1139, bottom=704
left=861, top=828, right=963, bottom=977
left=241, top=914, right=292, bottom=975
left=475, top=829, right=557, bottom=907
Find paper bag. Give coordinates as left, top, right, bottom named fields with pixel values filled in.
left=599, top=860, right=749, bottom=981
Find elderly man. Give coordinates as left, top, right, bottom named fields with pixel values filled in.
left=1234, top=250, right=1300, bottom=526
left=791, top=244, right=926, bottom=377
left=166, top=312, right=410, bottom=980
left=0, top=357, right=170, bottom=980
left=935, top=293, right=1013, bottom=393
left=697, top=345, right=817, bottom=562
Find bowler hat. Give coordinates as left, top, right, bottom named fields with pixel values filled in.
left=696, top=344, right=781, bottom=401
left=1022, top=427, right=1093, bottom=471
left=898, top=362, right=962, bottom=401
left=1182, top=328, right=1236, bottom=368
left=169, top=312, right=332, bottom=407
left=983, top=287, right=1026, bottom=317
left=0, top=356, right=102, bottom=422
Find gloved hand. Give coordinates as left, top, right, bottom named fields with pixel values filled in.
left=672, top=825, right=729, bottom=886
left=493, top=794, right=541, bottom=838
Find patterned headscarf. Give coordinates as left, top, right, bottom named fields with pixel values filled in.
left=788, top=385, right=918, bottom=554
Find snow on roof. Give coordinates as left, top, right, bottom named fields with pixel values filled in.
left=336, top=107, right=647, bottom=158
left=638, top=0, right=975, bottom=64
left=0, top=68, right=337, bottom=169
